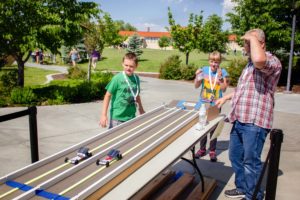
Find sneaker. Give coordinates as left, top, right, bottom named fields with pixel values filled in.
left=209, top=151, right=217, bottom=162
left=195, top=149, right=206, bottom=158
left=224, top=188, right=245, bottom=198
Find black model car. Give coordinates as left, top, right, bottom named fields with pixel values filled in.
left=96, top=149, right=122, bottom=167
left=65, top=147, right=92, bottom=165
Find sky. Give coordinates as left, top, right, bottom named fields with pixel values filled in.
left=93, top=0, right=236, bottom=32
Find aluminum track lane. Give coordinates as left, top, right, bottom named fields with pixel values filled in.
left=0, top=105, right=178, bottom=199
left=16, top=109, right=197, bottom=199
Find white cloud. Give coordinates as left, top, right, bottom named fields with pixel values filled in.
left=135, top=22, right=167, bottom=32
left=164, top=0, right=184, bottom=4
left=222, top=0, right=236, bottom=17
left=183, top=6, right=188, bottom=13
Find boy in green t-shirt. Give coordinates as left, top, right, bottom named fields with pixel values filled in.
left=100, top=53, right=145, bottom=129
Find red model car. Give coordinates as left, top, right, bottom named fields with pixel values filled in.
left=96, top=149, right=122, bottom=167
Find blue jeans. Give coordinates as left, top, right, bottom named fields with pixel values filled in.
left=229, top=121, right=269, bottom=200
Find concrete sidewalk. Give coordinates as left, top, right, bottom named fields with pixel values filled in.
left=0, top=76, right=300, bottom=199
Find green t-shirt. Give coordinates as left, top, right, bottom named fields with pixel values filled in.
left=106, top=72, right=140, bottom=121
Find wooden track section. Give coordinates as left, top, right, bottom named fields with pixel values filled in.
left=156, top=173, right=194, bottom=200
left=186, top=177, right=217, bottom=200
left=129, top=170, right=176, bottom=200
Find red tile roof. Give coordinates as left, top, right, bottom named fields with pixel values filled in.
left=119, top=31, right=171, bottom=38
left=228, top=34, right=237, bottom=41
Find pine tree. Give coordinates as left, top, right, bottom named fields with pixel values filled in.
left=126, top=34, right=143, bottom=58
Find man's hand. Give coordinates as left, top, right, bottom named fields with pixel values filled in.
left=215, top=97, right=227, bottom=108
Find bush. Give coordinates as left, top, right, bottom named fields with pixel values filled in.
left=10, top=87, right=37, bottom=105
left=67, top=66, right=87, bottom=79
left=180, top=64, right=197, bottom=80
left=0, top=71, right=112, bottom=107
left=159, top=55, right=198, bottom=80
left=224, top=58, right=248, bottom=86
left=0, top=69, right=18, bottom=94
left=159, top=55, right=182, bottom=80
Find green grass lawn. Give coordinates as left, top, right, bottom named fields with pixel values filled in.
left=77, top=48, right=240, bottom=73
left=0, top=67, right=58, bottom=87
left=24, top=67, right=58, bottom=86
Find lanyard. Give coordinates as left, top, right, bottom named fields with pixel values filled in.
left=122, top=71, right=139, bottom=101
left=208, top=68, right=218, bottom=93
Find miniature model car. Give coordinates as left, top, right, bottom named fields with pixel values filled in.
left=65, top=147, right=92, bottom=165
left=96, top=149, right=122, bottom=167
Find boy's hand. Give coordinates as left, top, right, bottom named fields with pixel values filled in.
left=139, top=107, right=145, bottom=115
left=99, top=116, right=108, bottom=128
left=195, top=69, right=203, bottom=81
left=217, top=68, right=223, bottom=79
left=195, top=69, right=202, bottom=76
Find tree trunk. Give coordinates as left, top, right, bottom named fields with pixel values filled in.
left=15, top=52, right=31, bottom=87
left=87, top=56, right=92, bottom=82
left=185, top=52, right=189, bottom=65
left=16, top=57, right=25, bottom=87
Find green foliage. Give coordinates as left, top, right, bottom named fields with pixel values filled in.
left=199, top=14, right=228, bottom=53
left=29, top=73, right=111, bottom=105
left=115, top=20, right=137, bottom=31
left=67, top=66, right=87, bottom=79
left=126, top=34, right=143, bottom=57
left=0, top=0, right=99, bottom=87
left=180, top=64, right=198, bottom=80
left=168, top=7, right=203, bottom=65
left=159, top=55, right=197, bottom=80
left=168, top=8, right=227, bottom=64
left=0, top=69, right=18, bottom=94
left=226, top=0, right=300, bottom=53
left=159, top=55, right=182, bottom=80
left=10, top=87, right=36, bottom=105
left=158, top=36, right=171, bottom=49
left=224, top=58, right=248, bottom=86
left=98, top=13, right=125, bottom=48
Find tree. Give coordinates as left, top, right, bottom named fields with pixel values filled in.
left=0, top=0, right=99, bottom=87
left=115, top=20, right=137, bottom=31
left=168, top=7, right=203, bottom=65
left=226, top=0, right=300, bottom=53
left=83, top=13, right=127, bottom=81
left=199, top=14, right=228, bottom=53
left=99, top=13, right=126, bottom=48
left=126, top=34, right=143, bottom=58
left=158, top=36, right=171, bottom=50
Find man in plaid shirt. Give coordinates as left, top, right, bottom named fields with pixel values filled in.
left=216, top=29, right=282, bottom=200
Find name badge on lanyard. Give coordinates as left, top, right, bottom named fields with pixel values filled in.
left=123, top=71, right=139, bottom=107
left=209, top=68, right=218, bottom=102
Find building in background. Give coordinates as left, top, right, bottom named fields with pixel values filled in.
left=119, top=28, right=171, bottom=50
left=227, top=34, right=243, bottom=52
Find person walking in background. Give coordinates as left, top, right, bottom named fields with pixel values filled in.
left=91, top=49, right=100, bottom=70
left=35, top=48, right=40, bottom=64
left=69, top=48, right=80, bottom=67
left=216, top=29, right=282, bottom=200
left=38, top=49, right=43, bottom=64
left=31, top=51, right=36, bottom=62
left=100, top=52, right=145, bottom=129
left=194, top=51, right=229, bottom=162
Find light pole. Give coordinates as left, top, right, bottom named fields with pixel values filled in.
left=286, top=1, right=297, bottom=92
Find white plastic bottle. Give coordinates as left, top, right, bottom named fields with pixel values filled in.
left=198, top=103, right=207, bottom=130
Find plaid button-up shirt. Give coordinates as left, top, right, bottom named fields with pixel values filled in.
left=228, top=52, right=282, bottom=129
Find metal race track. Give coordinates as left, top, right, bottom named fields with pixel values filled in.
left=0, top=101, right=211, bottom=200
